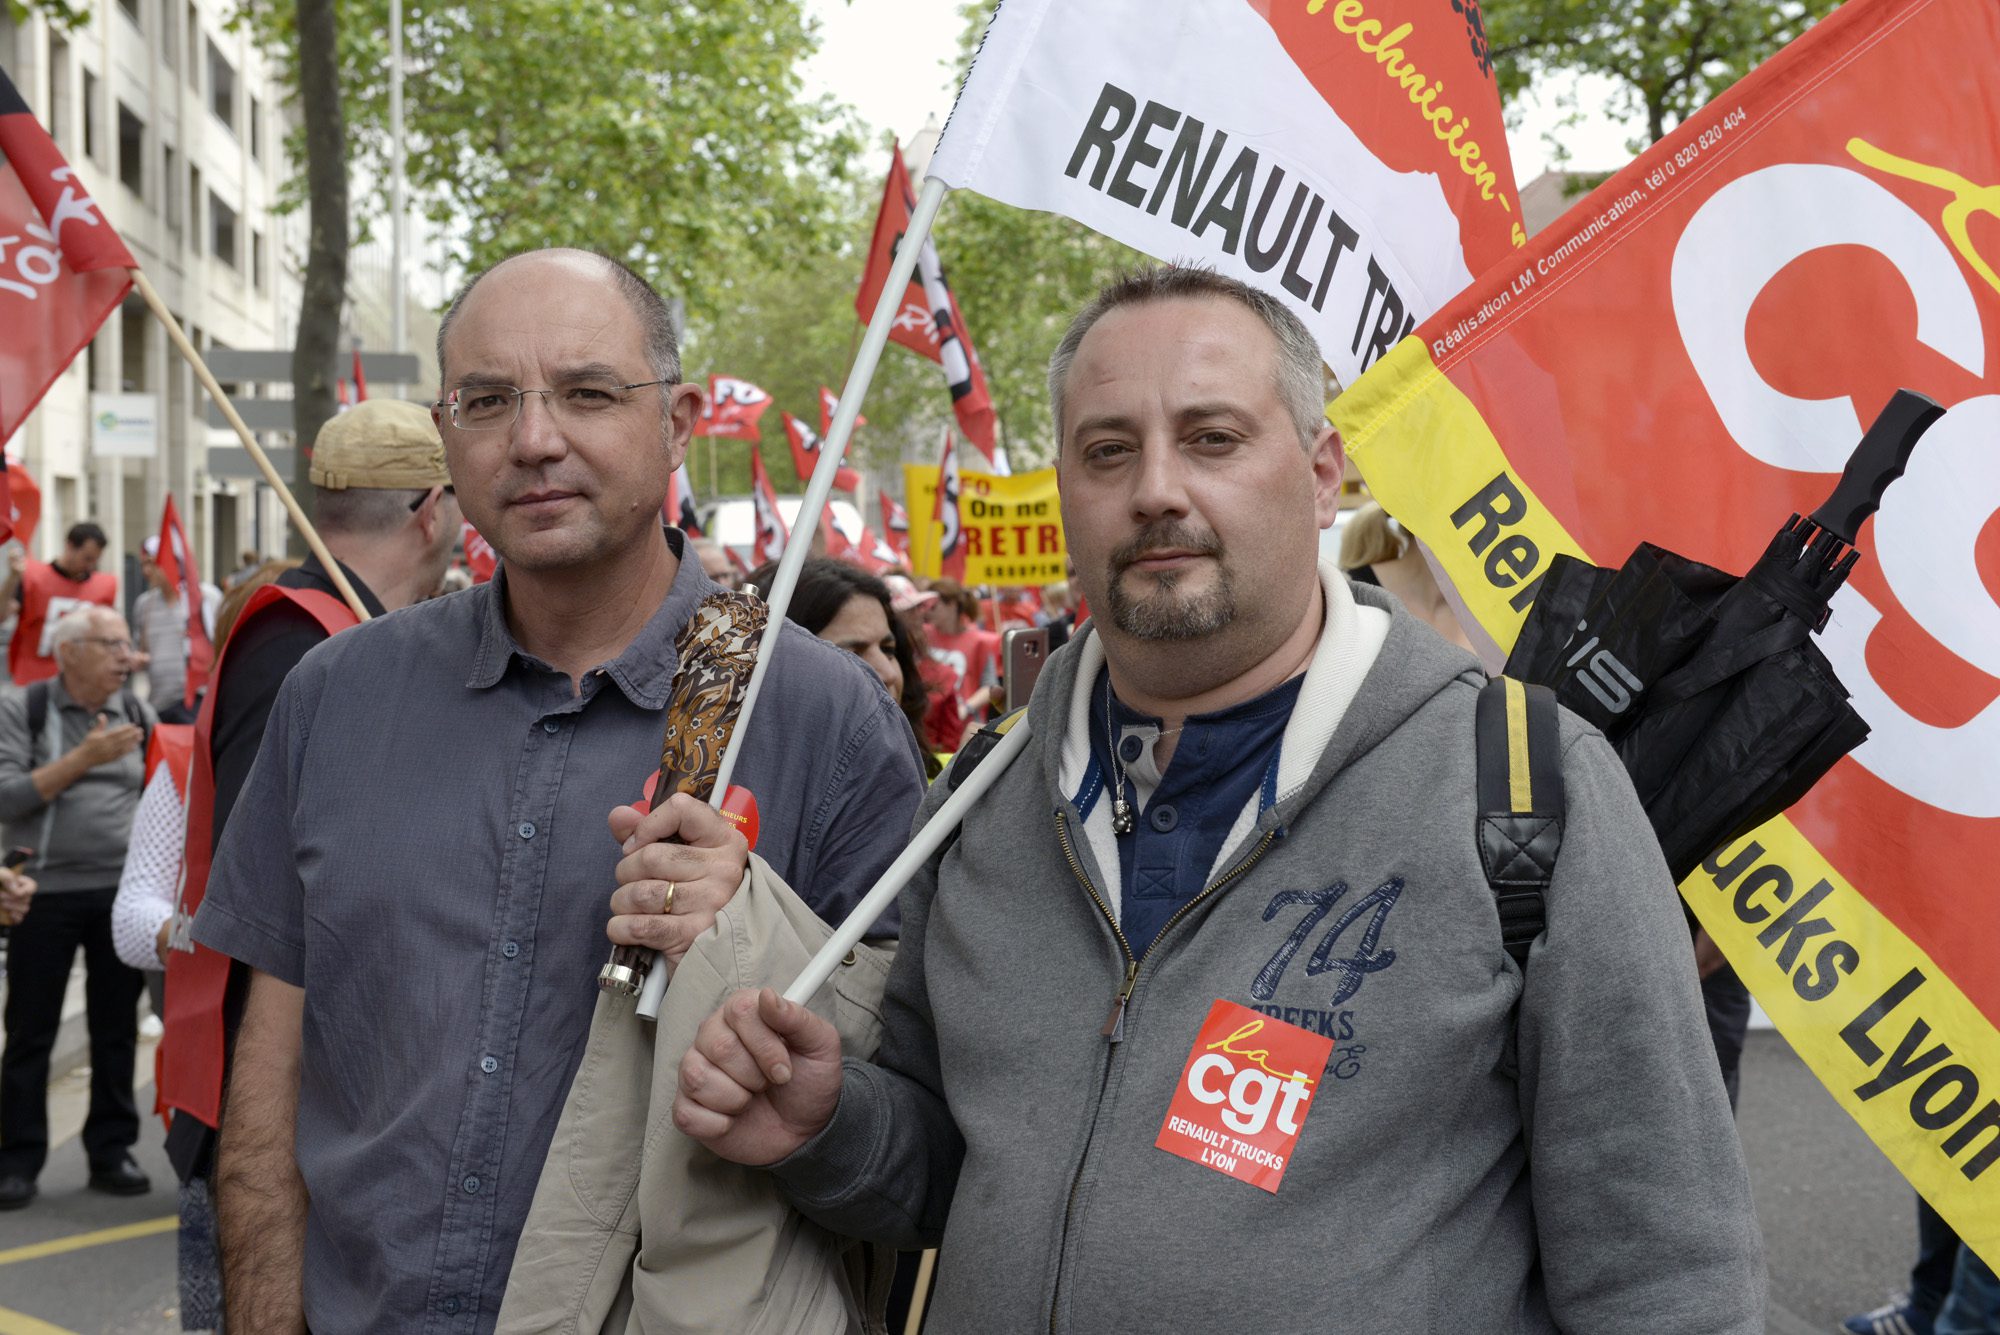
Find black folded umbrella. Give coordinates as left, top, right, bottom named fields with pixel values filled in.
left=1503, top=390, right=1946, bottom=882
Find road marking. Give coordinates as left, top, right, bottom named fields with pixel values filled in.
left=0, top=1216, right=177, bottom=1268
left=0, top=1305, right=76, bottom=1334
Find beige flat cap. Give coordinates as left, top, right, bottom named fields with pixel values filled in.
left=310, top=399, right=449, bottom=491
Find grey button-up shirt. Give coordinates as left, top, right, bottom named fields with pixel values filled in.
left=194, top=541, right=925, bottom=1333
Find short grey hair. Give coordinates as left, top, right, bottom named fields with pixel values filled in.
left=313, top=484, right=427, bottom=537
left=49, top=604, right=121, bottom=655
left=436, top=248, right=682, bottom=387
left=1048, top=265, right=1327, bottom=447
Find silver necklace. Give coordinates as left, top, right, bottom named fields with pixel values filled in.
left=1108, top=682, right=1136, bottom=835
left=1105, top=684, right=1183, bottom=837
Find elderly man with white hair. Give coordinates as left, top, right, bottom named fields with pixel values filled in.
left=0, top=604, right=158, bottom=1211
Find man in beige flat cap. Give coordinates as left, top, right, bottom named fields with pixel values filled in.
left=153, top=396, right=458, bottom=1333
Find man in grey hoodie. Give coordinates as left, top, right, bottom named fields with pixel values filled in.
left=673, top=266, right=1767, bottom=1333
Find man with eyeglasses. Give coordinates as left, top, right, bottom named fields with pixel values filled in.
left=193, top=248, right=924, bottom=1334
left=141, top=395, right=458, bottom=1327
left=0, top=604, right=158, bottom=1210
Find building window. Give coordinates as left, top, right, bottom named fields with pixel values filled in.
left=121, top=300, right=148, bottom=391
left=118, top=103, right=145, bottom=197
left=186, top=4, right=200, bottom=91
left=189, top=164, right=203, bottom=238
left=207, top=40, right=236, bottom=132
left=118, top=0, right=141, bottom=28
left=210, top=190, right=237, bottom=268
left=164, top=146, right=180, bottom=234
left=251, top=230, right=266, bottom=290
left=249, top=95, right=262, bottom=161
left=82, top=68, right=101, bottom=163
left=47, top=40, right=68, bottom=148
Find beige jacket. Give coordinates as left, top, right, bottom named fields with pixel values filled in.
left=498, top=854, right=896, bottom=1335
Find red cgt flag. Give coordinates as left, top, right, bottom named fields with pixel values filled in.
left=461, top=522, right=497, bottom=583
left=0, top=451, right=36, bottom=548
left=783, top=411, right=861, bottom=493
left=695, top=374, right=774, bottom=441
left=152, top=495, right=214, bottom=710
left=749, top=444, right=789, bottom=567
left=1330, top=0, right=2000, bottom=1254
left=665, top=461, right=703, bottom=537
left=856, top=144, right=997, bottom=462
left=932, top=428, right=966, bottom=583
left=818, top=385, right=866, bottom=438
left=351, top=344, right=369, bottom=402
left=879, top=491, right=911, bottom=559
left=0, top=69, right=136, bottom=446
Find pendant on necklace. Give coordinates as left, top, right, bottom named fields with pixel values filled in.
left=1113, top=795, right=1136, bottom=836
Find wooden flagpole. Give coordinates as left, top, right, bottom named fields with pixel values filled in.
left=129, top=268, right=371, bottom=622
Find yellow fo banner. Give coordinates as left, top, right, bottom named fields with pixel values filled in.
left=902, top=465, right=1067, bottom=586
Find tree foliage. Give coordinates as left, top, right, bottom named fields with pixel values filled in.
left=1484, top=0, right=1842, bottom=149
left=243, top=0, right=862, bottom=326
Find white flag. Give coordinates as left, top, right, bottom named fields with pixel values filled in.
left=929, top=0, right=1526, bottom=384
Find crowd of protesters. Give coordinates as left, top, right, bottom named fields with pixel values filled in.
left=0, top=253, right=1988, bottom=1335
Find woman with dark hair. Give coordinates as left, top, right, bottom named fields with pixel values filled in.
left=746, top=559, right=933, bottom=767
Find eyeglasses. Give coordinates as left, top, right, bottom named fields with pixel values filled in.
left=409, top=484, right=456, bottom=513
left=78, top=637, right=134, bottom=656
left=439, top=377, right=671, bottom=430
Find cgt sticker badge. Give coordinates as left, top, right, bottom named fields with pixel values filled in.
left=1156, top=999, right=1333, bottom=1193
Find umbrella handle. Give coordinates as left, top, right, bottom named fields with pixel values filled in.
left=1809, top=389, right=1945, bottom=545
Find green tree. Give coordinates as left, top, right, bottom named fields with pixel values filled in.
left=1484, top=0, right=1842, bottom=150
left=244, top=0, right=862, bottom=326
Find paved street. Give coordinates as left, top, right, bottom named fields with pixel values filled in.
left=0, top=1030, right=1939, bottom=1333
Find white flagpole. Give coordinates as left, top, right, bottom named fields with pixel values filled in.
left=782, top=713, right=1033, bottom=1007
left=634, top=171, right=952, bottom=1019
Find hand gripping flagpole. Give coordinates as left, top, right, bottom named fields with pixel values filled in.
left=632, top=174, right=950, bottom=1020
left=129, top=268, right=372, bottom=623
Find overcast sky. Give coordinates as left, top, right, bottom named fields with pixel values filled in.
left=799, top=0, right=1647, bottom=182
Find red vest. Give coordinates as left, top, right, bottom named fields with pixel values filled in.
left=158, top=585, right=357, bottom=1129
left=9, top=561, right=118, bottom=685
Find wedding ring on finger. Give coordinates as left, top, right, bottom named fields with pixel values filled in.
left=661, top=880, right=677, bottom=914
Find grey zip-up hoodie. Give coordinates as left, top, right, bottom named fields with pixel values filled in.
left=775, top=574, right=1765, bottom=1333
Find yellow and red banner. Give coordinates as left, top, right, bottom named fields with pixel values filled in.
left=928, top=0, right=1522, bottom=385
left=902, top=465, right=1066, bottom=587
left=1331, top=0, right=2000, bottom=1256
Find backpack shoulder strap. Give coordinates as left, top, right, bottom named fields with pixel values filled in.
left=122, top=687, right=151, bottom=754
left=1475, top=676, right=1565, bottom=968
left=25, top=681, right=46, bottom=745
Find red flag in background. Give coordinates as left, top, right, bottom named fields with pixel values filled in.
left=856, top=144, right=997, bottom=462
left=336, top=377, right=352, bottom=412
left=350, top=345, right=369, bottom=402
left=0, top=68, right=136, bottom=445
left=783, top=411, right=861, bottom=493
left=153, top=495, right=214, bottom=709
left=879, top=491, right=911, bottom=560
left=749, top=444, right=789, bottom=567
left=666, top=462, right=703, bottom=536
left=818, top=385, right=866, bottom=438
left=852, top=526, right=905, bottom=575
left=461, top=522, right=497, bottom=583
left=3, top=451, right=41, bottom=549
left=0, top=454, right=15, bottom=546
left=695, top=375, right=774, bottom=441
left=932, top=428, right=965, bottom=583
